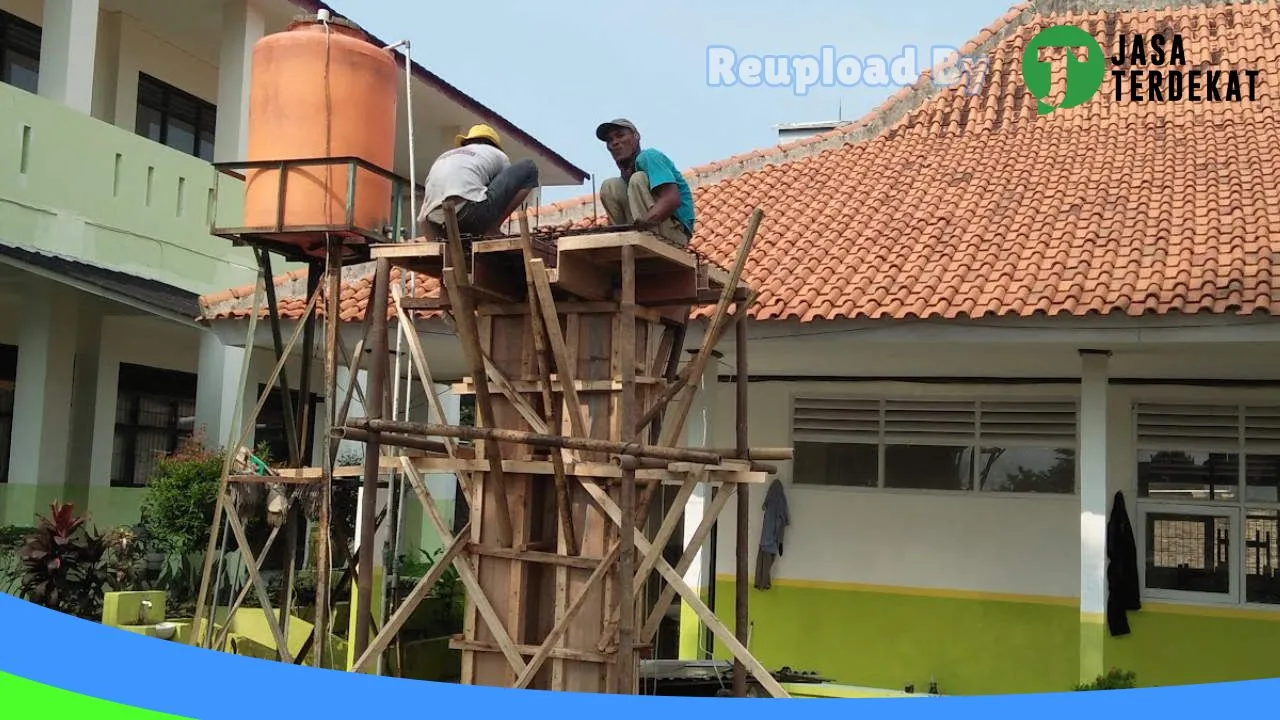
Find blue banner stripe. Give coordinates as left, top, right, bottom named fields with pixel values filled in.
left=0, top=592, right=1271, bottom=718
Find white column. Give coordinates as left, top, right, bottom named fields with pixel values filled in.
left=425, top=385, right=460, bottom=504
left=89, top=10, right=121, bottom=123
left=1079, top=349, right=1111, bottom=682
left=86, top=334, right=120, bottom=487
left=194, top=332, right=254, bottom=451
left=214, top=0, right=266, bottom=163
left=66, top=303, right=104, bottom=493
left=9, top=283, right=78, bottom=492
left=110, top=15, right=140, bottom=130
left=678, top=353, right=721, bottom=659
left=193, top=0, right=264, bottom=455
left=38, top=0, right=100, bottom=113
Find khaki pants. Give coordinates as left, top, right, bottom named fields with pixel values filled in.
left=600, top=171, right=691, bottom=247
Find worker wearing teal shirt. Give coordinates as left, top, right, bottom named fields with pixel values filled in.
left=596, top=118, right=695, bottom=247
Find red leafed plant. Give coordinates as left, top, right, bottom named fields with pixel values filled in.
left=17, top=502, right=113, bottom=619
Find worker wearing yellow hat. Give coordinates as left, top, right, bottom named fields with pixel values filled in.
left=419, top=123, right=539, bottom=240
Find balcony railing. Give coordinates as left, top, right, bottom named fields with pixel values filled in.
left=0, top=81, right=263, bottom=298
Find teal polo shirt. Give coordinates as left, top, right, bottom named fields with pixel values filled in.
left=634, top=148, right=695, bottom=235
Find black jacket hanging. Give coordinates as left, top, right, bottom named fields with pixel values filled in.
left=1106, top=490, right=1141, bottom=636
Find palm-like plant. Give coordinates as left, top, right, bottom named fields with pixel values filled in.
left=18, top=502, right=111, bottom=619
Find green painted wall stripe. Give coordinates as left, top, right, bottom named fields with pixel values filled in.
left=686, top=579, right=1280, bottom=695
left=0, top=670, right=190, bottom=718
left=711, top=573, right=1077, bottom=607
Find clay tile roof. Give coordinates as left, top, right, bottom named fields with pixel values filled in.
left=199, top=0, right=1280, bottom=324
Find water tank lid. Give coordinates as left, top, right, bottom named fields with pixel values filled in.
left=288, top=12, right=364, bottom=34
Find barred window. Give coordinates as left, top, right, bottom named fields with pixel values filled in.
left=1135, top=402, right=1280, bottom=608
left=0, top=10, right=40, bottom=94
left=110, top=364, right=198, bottom=487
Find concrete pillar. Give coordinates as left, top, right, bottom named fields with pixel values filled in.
left=214, top=0, right=265, bottom=163
left=678, top=354, right=720, bottom=660
left=9, top=282, right=79, bottom=521
left=38, top=0, right=100, bottom=113
left=90, top=10, right=122, bottom=123
left=65, top=302, right=104, bottom=507
left=86, top=335, right=119, bottom=488
left=194, top=332, right=254, bottom=452
left=1078, top=349, right=1111, bottom=683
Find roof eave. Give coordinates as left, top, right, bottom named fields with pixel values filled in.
left=286, top=0, right=589, bottom=184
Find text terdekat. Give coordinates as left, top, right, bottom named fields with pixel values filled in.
left=1111, top=34, right=1260, bottom=102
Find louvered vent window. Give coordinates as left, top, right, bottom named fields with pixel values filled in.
left=1136, top=404, right=1280, bottom=504
left=790, top=397, right=1077, bottom=494
left=792, top=398, right=879, bottom=488
left=1134, top=402, right=1280, bottom=607
left=1137, top=404, right=1241, bottom=502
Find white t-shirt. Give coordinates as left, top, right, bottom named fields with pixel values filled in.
left=419, top=143, right=510, bottom=224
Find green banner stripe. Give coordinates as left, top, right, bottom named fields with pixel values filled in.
left=0, top=670, right=192, bottom=719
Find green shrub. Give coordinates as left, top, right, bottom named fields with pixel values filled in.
left=1075, top=668, right=1137, bottom=691
left=138, top=436, right=223, bottom=557
left=0, top=524, right=35, bottom=596
left=396, top=546, right=464, bottom=638
left=136, top=434, right=235, bottom=615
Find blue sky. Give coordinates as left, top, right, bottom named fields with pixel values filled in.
left=328, top=0, right=1016, bottom=203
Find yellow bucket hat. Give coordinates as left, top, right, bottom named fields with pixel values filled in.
left=455, top=123, right=502, bottom=149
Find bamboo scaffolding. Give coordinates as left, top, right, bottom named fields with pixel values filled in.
left=205, top=179, right=785, bottom=695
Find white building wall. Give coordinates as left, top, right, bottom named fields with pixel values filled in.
left=2, top=0, right=42, bottom=26
left=108, top=11, right=219, bottom=132
left=709, top=378, right=1280, bottom=601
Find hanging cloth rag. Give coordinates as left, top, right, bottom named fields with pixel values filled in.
left=1106, top=490, right=1141, bottom=636
left=754, top=478, right=789, bottom=590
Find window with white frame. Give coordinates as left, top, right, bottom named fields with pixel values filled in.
left=790, top=396, right=1077, bottom=494
left=1134, top=403, right=1280, bottom=607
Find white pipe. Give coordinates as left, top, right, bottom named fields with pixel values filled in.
left=402, top=39, right=418, bottom=425
left=380, top=38, right=419, bottom=679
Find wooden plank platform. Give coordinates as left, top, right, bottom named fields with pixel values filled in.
left=337, top=208, right=785, bottom=697
left=368, top=230, right=747, bottom=308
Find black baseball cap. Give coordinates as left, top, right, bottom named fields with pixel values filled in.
left=596, top=118, right=638, bottom=141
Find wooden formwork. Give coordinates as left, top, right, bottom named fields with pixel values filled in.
left=193, top=170, right=789, bottom=696
left=336, top=204, right=792, bottom=696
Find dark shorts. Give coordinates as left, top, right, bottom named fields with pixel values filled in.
left=434, top=158, right=540, bottom=238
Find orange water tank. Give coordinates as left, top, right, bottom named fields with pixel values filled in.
left=243, top=16, right=399, bottom=234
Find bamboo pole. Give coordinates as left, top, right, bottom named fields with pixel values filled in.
left=440, top=203, right=515, bottom=547
left=337, top=428, right=448, bottom=455
left=350, top=524, right=471, bottom=673
left=617, top=243, right=637, bottom=694
left=190, top=276, right=320, bottom=649
left=733, top=296, right=750, bottom=698
left=255, top=248, right=300, bottom=464
left=352, top=257, right=392, bottom=662
left=314, top=237, right=344, bottom=669
left=292, top=504, right=388, bottom=666
left=518, top=211, right=578, bottom=556
left=656, top=209, right=763, bottom=448
left=341, top=420, right=723, bottom=465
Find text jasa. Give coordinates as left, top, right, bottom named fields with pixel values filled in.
left=1111, top=33, right=1261, bottom=102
